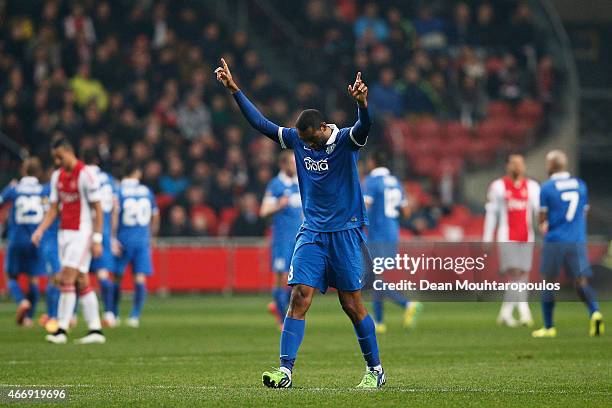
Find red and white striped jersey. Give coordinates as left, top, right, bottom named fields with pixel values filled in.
left=49, top=160, right=101, bottom=232
left=483, top=176, right=540, bottom=242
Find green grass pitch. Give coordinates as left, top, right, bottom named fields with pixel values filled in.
left=0, top=295, right=610, bottom=407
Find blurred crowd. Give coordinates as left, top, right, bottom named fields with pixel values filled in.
left=0, top=1, right=558, bottom=237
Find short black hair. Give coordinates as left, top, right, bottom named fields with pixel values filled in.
left=295, top=109, right=325, bottom=132
left=369, top=150, right=388, bottom=168
left=81, top=148, right=100, bottom=165
left=51, top=136, right=74, bottom=151
left=121, top=162, right=141, bottom=178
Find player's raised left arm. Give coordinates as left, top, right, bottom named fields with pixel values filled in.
left=348, top=72, right=370, bottom=146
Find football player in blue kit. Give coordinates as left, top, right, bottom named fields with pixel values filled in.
left=532, top=150, right=604, bottom=338
left=0, top=158, right=46, bottom=327
left=260, top=151, right=303, bottom=328
left=216, top=58, right=385, bottom=389
left=112, top=164, right=159, bottom=328
left=363, top=151, right=422, bottom=334
left=82, top=150, right=118, bottom=327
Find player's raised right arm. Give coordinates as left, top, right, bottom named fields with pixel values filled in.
left=215, top=58, right=281, bottom=142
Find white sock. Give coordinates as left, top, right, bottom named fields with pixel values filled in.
left=80, top=290, right=102, bottom=331
left=58, top=291, right=76, bottom=331
left=518, top=302, right=532, bottom=321
left=499, top=301, right=514, bottom=319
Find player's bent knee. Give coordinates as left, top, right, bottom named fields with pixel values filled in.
left=134, top=273, right=147, bottom=284
left=287, top=286, right=313, bottom=318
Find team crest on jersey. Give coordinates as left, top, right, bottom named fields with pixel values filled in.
left=326, top=143, right=336, bottom=154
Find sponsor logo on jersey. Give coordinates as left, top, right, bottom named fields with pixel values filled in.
left=326, top=143, right=336, bottom=154
left=304, top=157, right=329, bottom=172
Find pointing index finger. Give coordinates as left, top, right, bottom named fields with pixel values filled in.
left=221, top=58, right=229, bottom=71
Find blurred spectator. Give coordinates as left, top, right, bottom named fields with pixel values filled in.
left=369, top=67, right=403, bottom=118
left=448, top=2, right=474, bottom=47
left=160, top=205, right=194, bottom=236
left=354, top=3, right=389, bottom=42
left=456, top=76, right=487, bottom=127
left=473, top=3, right=499, bottom=49
left=160, top=157, right=189, bottom=197
left=69, top=64, right=108, bottom=111
left=230, top=193, right=266, bottom=237
left=413, top=6, right=446, bottom=51
left=397, top=65, right=435, bottom=115
left=177, top=92, right=211, bottom=140
left=64, top=3, right=96, bottom=44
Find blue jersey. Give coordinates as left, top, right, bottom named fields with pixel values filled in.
left=0, top=177, right=45, bottom=246
left=279, top=125, right=368, bottom=232
left=264, top=172, right=303, bottom=245
left=540, top=172, right=588, bottom=243
left=90, top=167, right=116, bottom=238
left=41, top=183, right=59, bottom=244
left=363, top=168, right=407, bottom=243
left=117, top=179, right=157, bottom=247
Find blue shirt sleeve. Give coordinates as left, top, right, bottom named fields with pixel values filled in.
left=232, top=91, right=281, bottom=141
left=0, top=184, right=16, bottom=204
left=540, top=184, right=550, bottom=211
left=349, top=105, right=371, bottom=148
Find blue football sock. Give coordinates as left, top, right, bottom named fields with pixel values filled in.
left=46, top=281, right=60, bottom=319
left=576, top=284, right=599, bottom=315
left=130, top=282, right=147, bottom=319
left=98, top=277, right=114, bottom=313
left=386, top=290, right=409, bottom=308
left=353, top=314, right=381, bottom=368
left=372, top=291, right=384, bottom=324
left=279, top=317, right=305, bottom=372
left=112, top=280, right=121, bottom=316
left=272, top=287, right=287, bottom=319
left=7, top=279, right=25, bottom=304
left=542, top=290, right=555, bottom=329
left=27, top=282, right=40, bottom=318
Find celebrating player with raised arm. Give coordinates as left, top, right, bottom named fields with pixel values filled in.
left=31, top=138, right=106, bottom=344
left=216, top=58, right=385, bottom=389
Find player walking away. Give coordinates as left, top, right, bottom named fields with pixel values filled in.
left=39, top=167, right=62, bottom=333
left=82, top=149, right=118, bottom=328
left=363, top=151, right=422, bottom=334
left=31, top=138, right=106, bottom=344
left=483, top=154, right=540, bottom=327
left=260, top=151, right=303, bottom=328
left=112, top=163, right=159, bottom=328
left=216, top=58, right=385, bottom=389
left=0, top=158, right=46, bottom=327
left=532, top=150, right=604, bottom=338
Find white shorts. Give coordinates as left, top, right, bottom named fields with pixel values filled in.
left=498, top=242, right=534, bottom=273
left=58, top=230, right=92, bottom=273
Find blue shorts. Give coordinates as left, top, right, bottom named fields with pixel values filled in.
left=41, top=239, right=61, bottom=276
left=114, top=243, right=153, bottom=277
left=90, top=238, right=114, bottom=272
left=289, top=227, right=369, bottom=294
left=540, top=243, right=592, bottom=279
left=5, top=243, right=44, bottom=278
left=271, top=240, right=295, bottom=273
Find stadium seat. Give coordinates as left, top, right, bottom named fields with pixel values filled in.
left=155, top=193, right=176, bottom=212
left=487, top=101, right=512, bottom=119
left=413, top=119, right=442, bottom=141
left=515, top=99, right=543, bottom=124
left=385, top=119, right=413, bottom=152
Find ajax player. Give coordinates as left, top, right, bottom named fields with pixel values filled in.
left=0, top=158, right=46, bottom=327
left=217, top=58, right=386, bottom=388
left=484, top=154, right=539, bottom=327
left=260, top=151, right=303, bottom=327
left=83, top=149, right=118, bottom=327
left=31, top=138, right=106, bottom=344
left=363, top=151, right=422, bottom=333
left=112, top=164, right=159, bottom=328
left=532, top=150, right=604, bottom=338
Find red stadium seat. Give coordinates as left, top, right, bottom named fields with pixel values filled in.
left=155, top=193, right=175, bottom=212
left=445, top=121, right=471, bottom=140
left=487, top=101, right=512, bottom=119
left=218, top=208, right=239, bottom=236
left=412, top=155, right=438, bottom=177
left=506, top=120, right=534, bottom=147
left=515, top=99, right=543, bottom=124
left=385, top=119, right=413, bottom=152
left=413, top=119, right=442, bottom=140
